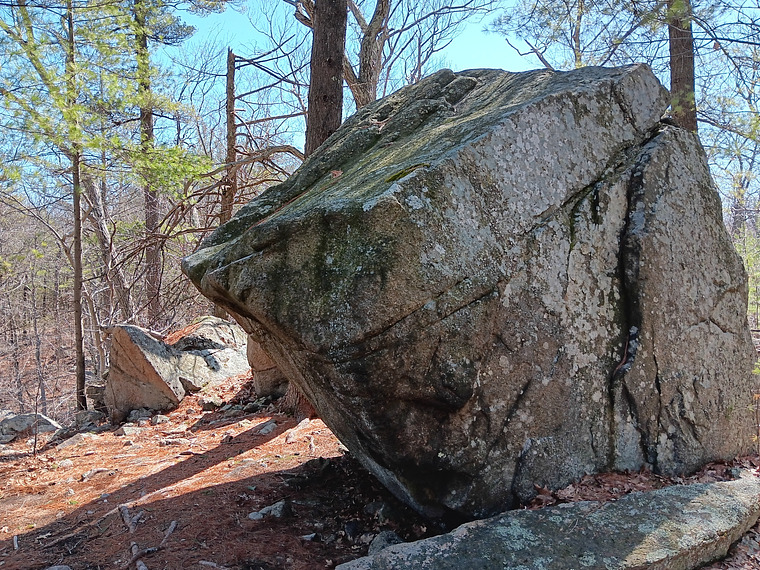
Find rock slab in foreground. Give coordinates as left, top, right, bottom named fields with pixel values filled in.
left=183, top=65, right=756, bottom=520
left=338, top=474, right=760, bottom=570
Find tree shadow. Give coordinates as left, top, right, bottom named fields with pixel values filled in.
left=0, top=431, right=433, bottom=570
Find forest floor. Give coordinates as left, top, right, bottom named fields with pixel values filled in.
left=1, top=372, right=760, bottom=569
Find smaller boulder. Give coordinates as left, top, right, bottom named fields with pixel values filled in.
left=105, top=317, right=250, bottom=422
left=105, top=325, right=185, bottom=423
left=75, top=410, right=105, bottom=428
left=173, top=317, right=250, bottom=392
left=0, top=413, right=61, bottom=438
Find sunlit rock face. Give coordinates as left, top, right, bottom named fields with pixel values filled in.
left=183, top=65, right=756, bottom=521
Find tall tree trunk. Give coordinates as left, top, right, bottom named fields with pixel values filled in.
left=72, top=150, right=86, bottom=411
left=67, top=0, right=87, bottom=411
left=31, top=271, right=47, bottom=416
left=342, top=0, right=390, bottom=108
left=222, top=48, right=237, bottom=224
left=305, top=0, right=348, bottom=156
left=213, top=48, right=238, bottom=319
left=135, top=0, right=161, bottom=323
left=9, top=312, right=24, bottom=412
left=668, top=0, right=697, bottom=132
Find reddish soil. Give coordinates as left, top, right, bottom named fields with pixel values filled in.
left=0, top=376, right=435, bottom=570
left=1, top=372, right=760, bottom=569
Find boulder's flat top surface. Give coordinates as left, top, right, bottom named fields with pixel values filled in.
left=339, top=473, right=760, bottom=570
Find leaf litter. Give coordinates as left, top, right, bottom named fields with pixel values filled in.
left=0, top=371, right=758, bottom=569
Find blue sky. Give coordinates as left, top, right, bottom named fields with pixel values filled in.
left=182, top=6, right=535, bottom=75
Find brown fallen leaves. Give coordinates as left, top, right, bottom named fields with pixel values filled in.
left=526, top=459, right=757, bottom=509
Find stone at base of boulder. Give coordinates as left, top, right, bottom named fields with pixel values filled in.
left=253, top=368, right=289, bottom=398
left=75, top=410, right=106, bottom=428
left=247, top=336, right=278, bottom=372
left=337, top=474, right=760, bottom=570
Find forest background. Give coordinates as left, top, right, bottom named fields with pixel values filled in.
left=0, top=0, right=757, bottom=424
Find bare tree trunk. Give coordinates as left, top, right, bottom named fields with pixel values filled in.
left=213, top=48, right=239, bottom=320
left=72, top=150, right=86, bottom=411
left=573, top=0, right=584, bottom=68
left=67, top=0, right=87, bottom=411
left=135, top=0, right=161, bottom=324
left=83, top=285, right=107, bottom=381
left=54, top=250, right=65, bottom=364
left=82, top=175, right=132, bottom=322
left=31, top=274, right=47, bottom=416
left=304, top=0, right=348, bottom=156
left=222, top=48, right=237, bottom=224
left=9, top=313, right=25, bottom=413
left=668, top=0, right=697, bottom=132
left=345, top=0, right=390, bottom=108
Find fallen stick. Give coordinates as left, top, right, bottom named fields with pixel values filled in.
left=129, top=541, right=150, bottom=570
left=160, top=520, right=177, bottom=547
left=45, top=485, right=174, bottom=549
left=119, top=505, right=134, bottom=533
left=44, top=505, right=121, bottom=549
left=117, top=521, right=176, bottom=570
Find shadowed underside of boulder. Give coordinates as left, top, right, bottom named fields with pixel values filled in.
left=182, top=64, right=756, bottom=521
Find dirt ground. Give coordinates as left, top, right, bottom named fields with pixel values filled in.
left=1, top=373, right=760, bottom=569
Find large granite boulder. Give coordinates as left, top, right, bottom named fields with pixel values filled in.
left=183, top=65, right=756, bottom=521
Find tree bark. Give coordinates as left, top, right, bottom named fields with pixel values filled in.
left=304, top=0, right=348, bottom=157
left=72, top=149, right=87, bottom=411
left=213, top=48, right=239, bottom=320
left=668, top=0, right=697, bottom=132
left=354, top=0, right=389, bottom=108
left=66, top=0, right=87, bottom=411
left=135, top=0, right=161, bottom=323
left=222, top=48, right=237, bottom=224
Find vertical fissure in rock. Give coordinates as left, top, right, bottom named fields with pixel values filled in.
left=651, top=351, right=663, bottom=468
left=609, top=139, right=655, bottom=468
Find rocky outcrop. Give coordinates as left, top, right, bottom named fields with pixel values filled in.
left=105, top=317, right=249, bottom=422
left=183, top=65, right=756, bottom=520
left=337, top=474, right=760, bottom=570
